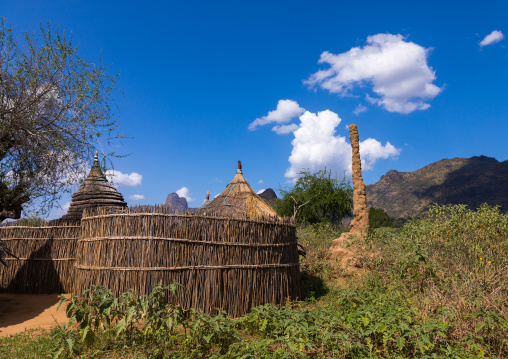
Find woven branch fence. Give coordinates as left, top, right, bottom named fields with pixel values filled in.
left=75, top=206, right=301, bottom=317
left=0, top=222, right=80, bottom=294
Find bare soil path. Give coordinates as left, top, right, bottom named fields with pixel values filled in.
left=0, top=294, right=69, bottom=337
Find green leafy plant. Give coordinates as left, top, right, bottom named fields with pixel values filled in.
left=274, top=169, right=352, bottom=225
left=52, top=282, right=183, bottom=358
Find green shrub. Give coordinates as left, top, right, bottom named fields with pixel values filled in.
left=14, top=215, right=46, bottom=226
left=52, top=282, right=184, bottom=358
left=369, top=207, right=394, bottom=228
left=3, top=203, right=507, bottom=358
left=368, top=203, right=508, bottom=357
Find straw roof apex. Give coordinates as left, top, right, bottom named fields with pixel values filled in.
left=59, top=153, right=126, bottom=221
left=197, top=161, right=279, bottom=219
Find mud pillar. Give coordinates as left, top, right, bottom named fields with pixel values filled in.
left=349, top=124, right=369, bottom=236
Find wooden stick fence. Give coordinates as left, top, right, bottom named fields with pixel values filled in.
left=0, top=222, right=80, bottom=294
left=75, top=206, right=301, bottom=317
left=0, top=205, right=301, bottom=317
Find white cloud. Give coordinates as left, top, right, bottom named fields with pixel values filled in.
left=249, top=99, right=305, bottom=131
left=105, top=170, right=143, bottom=188
left=480, top=30, right=505, bottom=47
left=53, top=201, right=71, bottom=217
left=257, top=179, right=263, bottom=184
left=285, top=110, right=400, bottom=179
left=127, top=194, right=145, bottom=200
left=353, top=104, right=367, bottom=115
left=272, top=124, right=299, bottom=135
left=359, top=138, right=400, bottom=170
left=61, top=202, right=71, bottom=212
left=305, top=33, right=442, bottom=114
left=257, top=189, right=266, bottom=194
left=176, top=187, right=195, bottom=203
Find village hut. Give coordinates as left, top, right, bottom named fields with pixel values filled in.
left=198, top=161, right=279, bottom=219
left=59, top=152, right=127, bottom=221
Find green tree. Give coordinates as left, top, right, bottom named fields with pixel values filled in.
left=274, top=169, right=353, bottom=224
left=369, top=207, right=394, bottom=228
left=0, top=20, right=123, bottom=222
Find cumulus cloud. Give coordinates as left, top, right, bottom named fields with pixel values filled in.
left=353, top=104, right=367, bottom=115
left=272, top=124, right=299, bottom=135
left=359, top=138, right=400, bottom=170
left=176, top=187, right=195, bottom=203
left=480, top=30, right=505, bottom=47
left=249, top=99, right=305, bottom=131
left=106, top=170, right=143, bottom=188
left=127, top=194, right=145, bottom=200
left=305, top=34, right=442, bottom=114
left=257, top=189, right=266, bottom=194
left=285, top=110, right=400, bottom=179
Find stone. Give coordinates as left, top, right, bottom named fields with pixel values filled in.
left=164, top=193, right=188, bottom=212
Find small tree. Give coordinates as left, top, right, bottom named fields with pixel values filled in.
left=369, top=207, right=394, bottom=228
left=274, top=169, right=353, bottom=225
left=0, top=20, right=123, bottom=222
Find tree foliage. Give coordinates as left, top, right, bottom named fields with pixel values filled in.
left=274, top=169, right=353, bottom=225
left=0, top=20, right=123, bottom=222
left=369, top=207, right=394, bottom=228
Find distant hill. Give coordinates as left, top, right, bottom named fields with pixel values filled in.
left=165, top=193, right=188, bottom=212
left=258, top=188, right=279, bottom=207
left=366, top=156, right=508, bottom=219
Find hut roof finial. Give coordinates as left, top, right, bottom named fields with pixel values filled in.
left=94, top=151, right=98, bottom=159
left=237, top=160, right=242, bottom=174
left=206, top=191, right=210, bottom=201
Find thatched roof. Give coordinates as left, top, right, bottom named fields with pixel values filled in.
left=59, top=152, right=127, bottom=221
left=197, top=161, right=279, bottom=219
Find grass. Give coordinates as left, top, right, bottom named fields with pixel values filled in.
left=1, top=203, right=507, bottom=358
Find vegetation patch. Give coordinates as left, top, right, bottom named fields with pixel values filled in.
left=1, top=204, right=507, bottom=358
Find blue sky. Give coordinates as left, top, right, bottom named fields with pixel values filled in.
left=2, top=1, right=507, bottom=218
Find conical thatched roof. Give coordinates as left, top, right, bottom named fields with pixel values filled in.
left=197, top=161, right=279, bottom=219
left=59, top=152, right=127, bottom=221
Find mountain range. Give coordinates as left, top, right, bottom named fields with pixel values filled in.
left=366, top=156, right=508, bottom=219
left=164, top=189, right=279, bottom=212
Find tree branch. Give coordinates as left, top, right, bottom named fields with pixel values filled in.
left=291, top=196, right=310, bottom=220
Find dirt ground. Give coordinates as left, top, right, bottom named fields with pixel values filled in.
left=0, top=293, right=70, bottom=337
left=328, top=232, right=378, bottom=285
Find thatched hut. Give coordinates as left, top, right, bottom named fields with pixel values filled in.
left=197, top=161, right=279, bottom=219
left=59, top=152, right=127, bottom=221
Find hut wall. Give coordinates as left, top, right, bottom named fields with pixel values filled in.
left=75, top=207, right=300, bottom=317
left=0, top=224, right=80, bottom=294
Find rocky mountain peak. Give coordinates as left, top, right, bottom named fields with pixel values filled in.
left=366, top=156, right=508, bottom=219
left=165, top=193, right=188, bottom=212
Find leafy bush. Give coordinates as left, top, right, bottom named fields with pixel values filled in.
left=13, top=215, right=46, bottom=226
left=297, top=222, right=345, bottom=299
left=274, top=169, right=352, bottom=225
left=367, top=203, right=508, bottom=357
left=3, top=203, right=507, bottom=358
left=52, top=282, right=183, bottom=358
left=369, top=207, right=394, bottom=228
